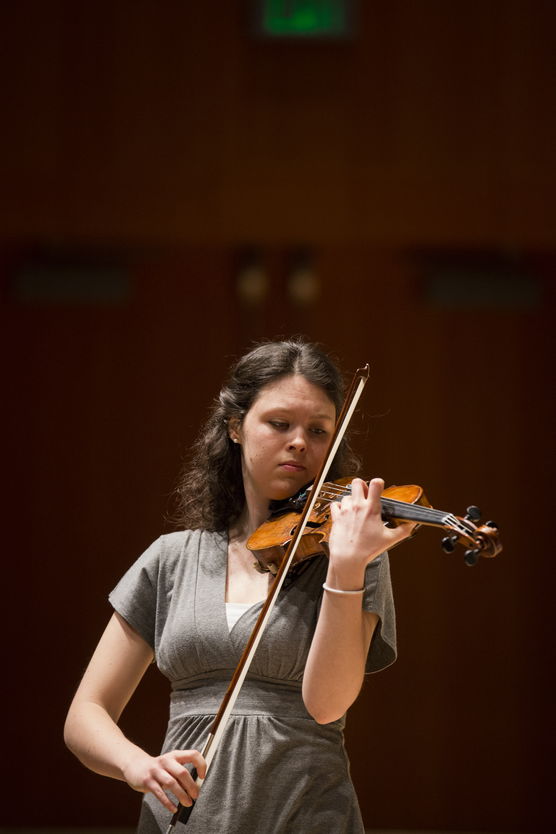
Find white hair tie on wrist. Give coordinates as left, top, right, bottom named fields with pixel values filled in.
left=322, top=582, right=365, bottom=596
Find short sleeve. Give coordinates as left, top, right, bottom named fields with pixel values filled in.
left=108, top=537, right=162, bottom=650
left=362, top=552, right=397, bottom=674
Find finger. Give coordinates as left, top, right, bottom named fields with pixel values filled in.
left=340, top=490, right=352, bottom=509
left=384, top=519, right=418, bottom=546
left=349, top=478, right=367, bottom=500
left=174, top=749, right=208, bottom=780
left=367, top=477, right=384, bottom=496
left=163, top=761, right=200, bottom=802
left=145, top=776, right=179, bottom=814
left=155, top=767, right=195, bottom=806
left=366, top=478, right=385, bottom=509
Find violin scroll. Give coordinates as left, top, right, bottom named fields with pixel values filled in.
left=440, top=504, right=502, bottom=566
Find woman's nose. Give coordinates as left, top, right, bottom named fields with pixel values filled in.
left=287, top=428, right=306, bottom=451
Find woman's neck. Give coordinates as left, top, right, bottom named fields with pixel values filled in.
left=230, top=489, right=269, bottom=543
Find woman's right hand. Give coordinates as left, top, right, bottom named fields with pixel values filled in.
left=122, top=748, right=207, bottom=814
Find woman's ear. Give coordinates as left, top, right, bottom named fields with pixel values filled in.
left=228, top=416, right=241, bottom=445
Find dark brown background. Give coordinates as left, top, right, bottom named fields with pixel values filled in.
left=1, top=2, right=554, bottom=832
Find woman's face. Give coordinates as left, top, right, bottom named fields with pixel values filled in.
left=232, top=374, right=336, bottom=503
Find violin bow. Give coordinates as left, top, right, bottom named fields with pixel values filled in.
left=166, top=364, right=370, bottom=832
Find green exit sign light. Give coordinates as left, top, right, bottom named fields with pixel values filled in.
left=256, top=0, right=354, bottom=39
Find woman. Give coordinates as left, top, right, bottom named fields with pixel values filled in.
left=64, top=338, right=415, bottom=833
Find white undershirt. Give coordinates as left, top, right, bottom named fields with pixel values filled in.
left=225, top=601, right=253, bottom=631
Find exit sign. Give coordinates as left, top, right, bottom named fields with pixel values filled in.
left=254, top=0, right=355, bottom=39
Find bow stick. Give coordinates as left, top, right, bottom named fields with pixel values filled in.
left=166, top=364, right=370, bottom=831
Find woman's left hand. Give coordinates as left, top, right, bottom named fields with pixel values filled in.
left=304, top=477, right=416, bottom=723
left=328, top=477, right=417, bottom=572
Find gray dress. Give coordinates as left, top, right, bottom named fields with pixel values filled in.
left=109, top=530, right=396, bottom=834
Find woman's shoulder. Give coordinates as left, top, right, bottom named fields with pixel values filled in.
left=112, top=529, right=226, bottom=596
left=155, top=528, right=227, bottom=563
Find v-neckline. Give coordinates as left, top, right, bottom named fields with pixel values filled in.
left=224, top=530, right=270, bottom=607
left=193, top=531, right=270, bottom=665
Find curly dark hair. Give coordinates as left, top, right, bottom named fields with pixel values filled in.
left=174, top=338, right=362, bottom=531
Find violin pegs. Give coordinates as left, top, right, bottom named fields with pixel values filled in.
left=464, top=548, right=480, bottom=567
left=485, top=520, right=498, bottom=529
left=441, top=535, right=458, bottom=554
left=465, top=505, right=481, bottom=522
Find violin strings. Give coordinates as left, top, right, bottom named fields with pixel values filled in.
left=317, top=483, right=456, bottom=526
left=380, top=498, right=449, bottom=524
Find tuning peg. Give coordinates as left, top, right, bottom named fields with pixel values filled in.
left=465, top=505, right=481, bottom=522
left=441, top=535, right=458, bottom=554
left=485, top=520, right=498, bottom=529
left=464, top=548, right=480, bottom=566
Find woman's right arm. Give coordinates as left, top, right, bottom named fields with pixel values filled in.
left=64, top=611, right=206, bottom=814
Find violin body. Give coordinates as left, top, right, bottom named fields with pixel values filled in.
left=247, top=480, right=430, bottom=574
left=247, top=478, right=502, bottom=574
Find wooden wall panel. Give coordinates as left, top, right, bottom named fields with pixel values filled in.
left=1, top=1, right=554, bottom=246
left=2, top=247, right=553, bottom=831
left=1, top=0, right=554, bottom=829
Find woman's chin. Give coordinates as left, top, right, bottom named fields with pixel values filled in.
left=267, top=489, right=294, bottom=502
left=267, top=478, right=311, bottom=503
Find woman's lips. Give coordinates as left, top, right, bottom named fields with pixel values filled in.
left=280, top=461, right=306, bottom=472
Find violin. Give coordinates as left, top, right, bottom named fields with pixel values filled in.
left=247, top=478, right=502, bottom=572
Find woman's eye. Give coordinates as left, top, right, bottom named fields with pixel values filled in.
left=268, top=421, right=327, bottom=435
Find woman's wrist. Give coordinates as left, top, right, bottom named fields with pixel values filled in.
left=323, top=582, right=364, bottom=595
left=325, top=562, right=367, bottom=594
left=117, top=742, right=151, bottom=784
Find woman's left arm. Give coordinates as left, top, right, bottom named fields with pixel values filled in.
left=302, top=478, right=414, bottom=724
